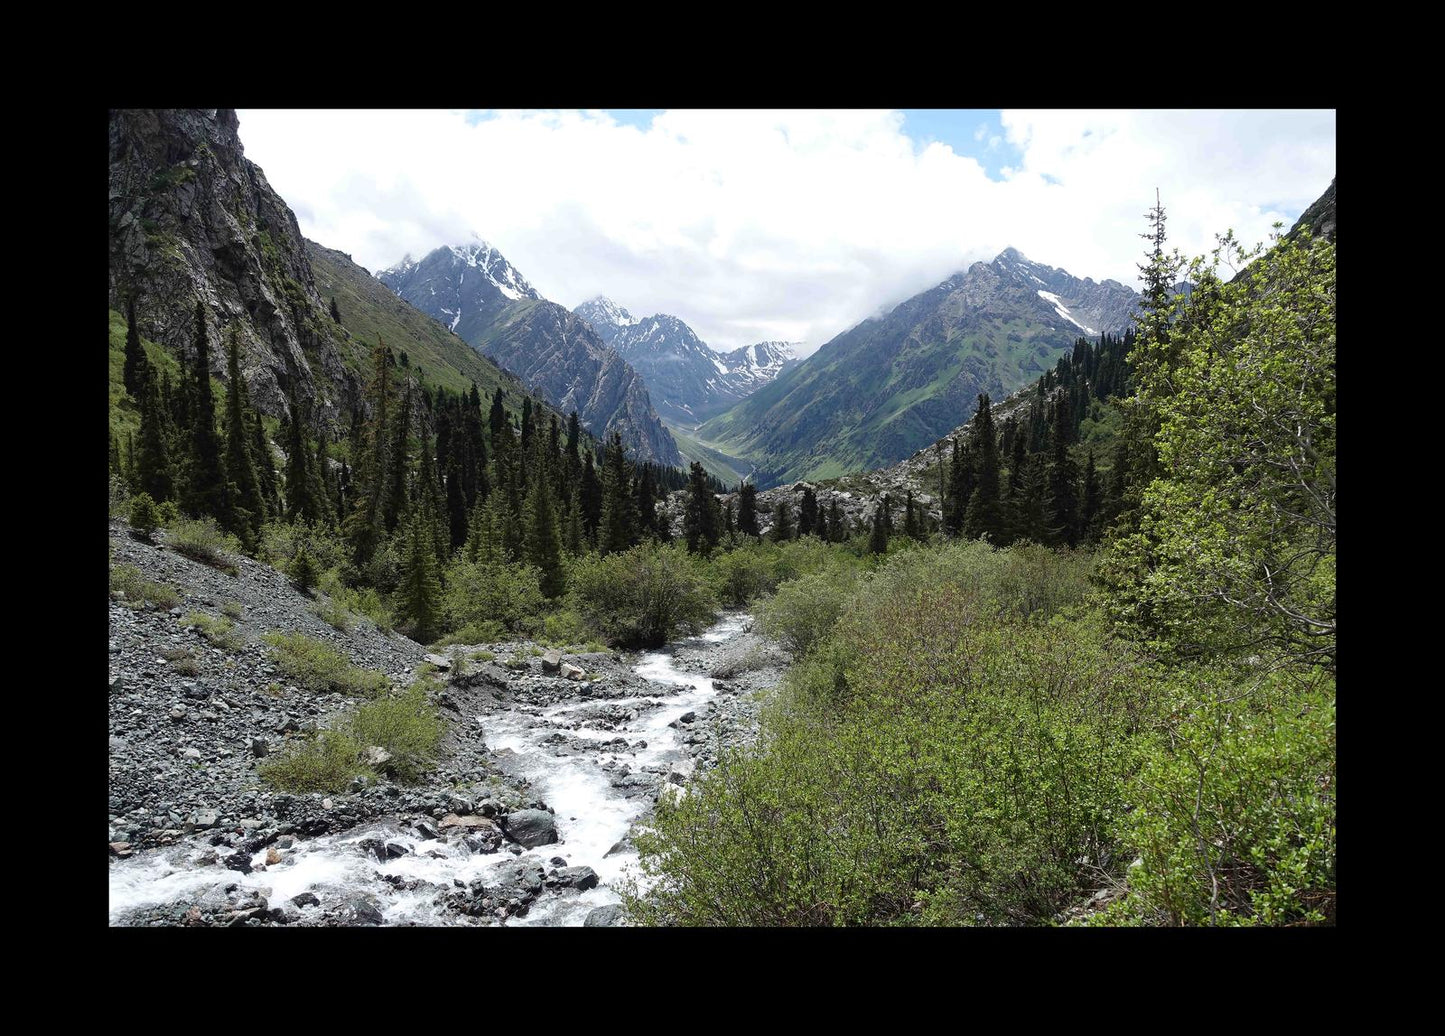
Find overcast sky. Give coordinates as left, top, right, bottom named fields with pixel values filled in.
left=236, top=109, right=1336, bottom=356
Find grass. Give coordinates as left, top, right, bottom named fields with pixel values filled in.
left=167, top=518, right=240, bottom=574
left=258, top=682, right=444, bottom=792
left=221, top=601, right=244, bottom=620
left=262, top=631, right=390, bottom=697
left=180, top=612, right=244, bottom=651
left=311, top=597, right=352, bottom=632
left=467, top=650, right=495, bottom=662
left=109, top=564, right=181, bottom=610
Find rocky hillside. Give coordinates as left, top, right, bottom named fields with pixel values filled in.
left=109, top=108, right=358, bottom=423
left=380, top=253, right=679, bottom=466
left=472, top=300, right=682, bottom=466
left=575, top=300, right=798, bottom=428
left=698, top=248, right=1137, bottom=488
left=378, top=242, right=543, bottom=344
left=108, top=109, right=558, bottom=437
left=108, top=518, right=778, bottom=926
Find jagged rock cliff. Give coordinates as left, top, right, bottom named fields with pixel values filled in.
left=108, top=109, right=358, bottom=425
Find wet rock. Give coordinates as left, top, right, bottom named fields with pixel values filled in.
left=290, top=892, right=320, bottom=908
left=357, top=838, right=388, bottom=862
left=439, top=813, right=499, bottom=832
left=554, top=866, right=600, bottom=891
left=194, top=809, right=219, bottom=829
left=384, top=840, right=411, bottom=859
left=265, top=848, right=283, bottom=866
left=344, top=895, right=385, bottom=926
left=108, top=841, right=133, bottom=857
left=413, top=819, right=440, bottom=840
left=223, top=850, right=253, bottom=874
left=584, top=905, right=625, bottom=927
left=502, top=809, right=558, bottom=848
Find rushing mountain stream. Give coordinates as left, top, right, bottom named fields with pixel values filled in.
left=108, top=612, right=760, bottom=927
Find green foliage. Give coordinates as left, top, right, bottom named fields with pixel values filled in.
left=167, top=517, right=241, bottom=574
left=343, top=683, right=444, bottom=782
left=180, top=611, right=244, bottom=651
left=755, top=564, right=862, bottom=658
left=288, top=546, right=319, bottom=594
left=1104, top=668, right=1336, bottom=926
left=262, top=631, right=390, bottom=697
left=709, top=541, right=785, bottom=606
left=128, top=492, right=161, bottom=538
left=258, top=729, right=370, bottom=794
left=443, top=556, right=546, bottom=636
left=629, top=540, right=1138, bottom=926
left=311, top=597, right=352, bottom=632
left=220, top=600, right=244, bottom=620
left=109, top=564, right=181, bottom=610
left=541, top=608, right=590, bottom=645
left=569, top=543, right=717, bottom=648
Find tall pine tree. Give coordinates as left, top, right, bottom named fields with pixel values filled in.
left=180, top=301, right=228, bottom=521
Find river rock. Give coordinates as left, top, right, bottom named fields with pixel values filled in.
left=291, top=892, right=320, bottom=908
left=250, top=738, right=269, bottom=758
left=344, top=895, right=385, bottom=926
left=560, top=662, right=585, bottom=681
left=554, top=865, right=599, bottom=891
left=542, top=649, right=563, bottom=673
left=193, top=809, right=219, bottom=829
left=365, top=746, right=393, bottom=768
left=584, top=904, right=624, bottom=927
left=424, top=653, right=451, bottom=670
left=413, top=819, right=440, bottom=840
left=439, top=813, right=498, bottom=831
left=502, top=809, right=558, bottom=847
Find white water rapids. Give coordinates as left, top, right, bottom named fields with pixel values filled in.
left=108, top=612, right=750, bottom=927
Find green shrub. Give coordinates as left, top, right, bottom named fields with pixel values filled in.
left=288, top=546, right=318, bottom=594
left=262, top=631, right=389, bottom=697
left=259, top=520, right=348, bottom=574
left=628, top=581, right=1148, bottom=927
left=109, top=564, right=181, bottom=610
left=157, top=500, right=181, bottom=527
left=443, top=557, right=546, bottom=635
left=128, top=493, right=160, bottom=539
left=1104, top=669, right=1336, bottom=927
left=221, top=600, right=244, bottom=620
left=432, top=620, right=505, bottom=647
left=258, top=729, right=369, bottom=793
left=709, top=542, right=784, bottom=606
left=319, top=569, right=393, bottom=632
left=311, top=597, right=352, bottom=632
left=342, top=683, right=444, bottom=782
left=180, top=612, right=244, bottom=651
left=569, top=543, right=717, bottom=648
left=167, top=518, right=240, bottom=574
left=755, top=564, right=862, bottom=658
left=467, top=650, right=495, bottom=662
left=541, top=609, right=590, bottom=645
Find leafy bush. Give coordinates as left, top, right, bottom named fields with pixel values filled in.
left=342, top=683, right=444, bottom=782
left=221, top=601, right=244, bottom=620
left=109, top=564, right=181, bottom=610
left=432, top=621, right=505, bottom=647
left=569, top=543, right=717, bottom=648
left=443, top=558, right=546, bottom=636
left=541, top=608, right=590, bottom=646
left=262, top=632, right=389, bottom=697
left=1101, top=669, right=1336, bottom=927
left=288, top=546, right=318, bottom=594
left=258, top=729, right=369, bottom=793
left=319, top=569, right=392, bottom=632
left=259, top=520, right=348, bottom=575
left=167, top=517, right=240, bottom=574
left=311, top=597, right=352, bottom=632
left=629, top=574, right=1148, bottom=926
left=755, top=564, right=862, bottom=658
left=180, top=612, right=244, bottom=651
left=709, top=542, right=784, bottom=607
left=128, top=492, right=160, bottom=539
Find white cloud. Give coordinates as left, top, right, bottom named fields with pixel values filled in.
left=236, top=108, right=1335, bottom=356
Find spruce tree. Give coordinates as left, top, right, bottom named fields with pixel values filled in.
left=563, top=494, right=585, bottom=557
left=738, top=483, right=760, bottom=538
left=868, top=508, right=888, bottom=555
left=963, top=394, right=1006, bottom=542
left=284, top=386, right=323, bottom=524
left=524, top=460, right=566, bottom=598
left=798, top=486, right=819, bottom=537
left=723, top=501, right=736, bottom=535
left=382, top=380, right=412, bottom=535
left=396, top=502, right=443, bottom=643
left=329, top=296, right=342, bottom=324
left=288, top=544, right=318, bottom=595
left=1043, top=393, right=1081, bottom=547
left=636, top=463, right=659, bottom=540
left=904, top=489, right=923, bottom=541
left=944, top=437, right=975, bottom=536
left=683, top=461, right=719, bottom=554
left=445, top=449, right=469, bottom=552
left=598, top=433, right=636, bottom=555
left=1081, top=450, right=1102, bottom=545
left=771, top=500, right=793, bottom=542
left=1003, top=427, right=1030, bottom=546
left=222, top=327, right=266, bottom=547
left=180, top=301, right=229, bottom=520
left=122, top=295, right=150, bottom=399
left=826, top=498, right=843, bottom=542
left=344, top=339, right=392, bottom=568
left=581, top=450, right=603, bottom=541
left=135, top=368, right=174, bottom=503
left=879, top=493, right=893, bottom=538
